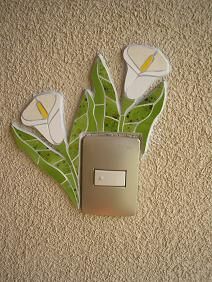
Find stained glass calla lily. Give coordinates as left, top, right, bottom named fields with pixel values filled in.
left=12, top=47, right=170, bottom=208
left=123, top=45, right=170, bottom=100
left=21, top=91, right=66, bottom=145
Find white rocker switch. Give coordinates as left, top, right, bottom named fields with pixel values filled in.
left=94, top=170, right=126, bottom=187
left=80, top=134, right=140, bottom=216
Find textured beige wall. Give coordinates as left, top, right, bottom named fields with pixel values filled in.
left=0, top=0, right=211, bottom=281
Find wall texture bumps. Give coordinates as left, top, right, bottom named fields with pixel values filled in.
left=0, top=0, right=211, bottom=281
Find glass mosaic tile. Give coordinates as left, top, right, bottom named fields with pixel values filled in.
left=12, top=45, right=170, bottom=208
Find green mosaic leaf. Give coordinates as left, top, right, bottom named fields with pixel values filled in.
left=69, top=114, right=87, bottom=142
left=139, top=82, right=165, bottom=105
left=69, top=139, right=79, bottom=159
left=97, top=59, right=110, bottom=80
left=91, top=57, right=105, bottom=106
left=91, top=55, right=120, bottom=131
left=105, top=98, right=119, bottom=120
left=73, top=157, right=79, bottom=174
left=104, top=117, right=119, bottom=132
left=94, top=105, right=104, bottom=131
left=123, top=123, right=137, bottom=133
left=69, top=89, right=97, bottom=172
left=124, top=104, right=153, bottom=123
left=135, top=89, right=165, bottom=148
left=12, top=124, right=78, bottom=207
left=104, top=98, right=119, bottom=132
left=121, top=82, right=166, bottom=152
left=86, top=91, right=97, bottom=132
left=69, top=94, right=88, bottom=143
left=101, top=78, right=116, bottom=101
left=121, top=96, right=135, bottom=114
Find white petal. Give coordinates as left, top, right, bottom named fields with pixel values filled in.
left=21, top=99, right=44, bottom=126
left=21, top=91, right=56, bottom=127
left=34, top=123, right=55, bottom=144
left=48, top=110, right=66, bottom=145
left=147, top=51, right=170, bottom=76
left=124, top=66, right=138, bottom=95
left=125, top=75, right=158, bottom=100
left=48, top=92, right=63, bottom=122
left=123, top=44, right=170, bottom=77
left=36, top=92, right=56, bottom=113
left=123, top=46, right=140, bottom=74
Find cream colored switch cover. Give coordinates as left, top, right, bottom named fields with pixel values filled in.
left=80, top=134, right=140, bottom=216
left=94, top=169, right=126, bottom=187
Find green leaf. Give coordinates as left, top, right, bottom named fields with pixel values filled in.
left=69, top=89, right=97, bottom=173
left=117, top=96, right=136, bottom=133
left=121, top=95, right=135, bottom=114
left=121, top=82, right=166, bottom=152
left=12, top=124, right=78, bottom=207
left=91, top=54, right=120, bottom=131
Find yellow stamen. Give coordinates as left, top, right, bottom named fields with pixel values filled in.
left=37, top=101, right=48, bottom=119
left=140, top=52, right=157, bottom=73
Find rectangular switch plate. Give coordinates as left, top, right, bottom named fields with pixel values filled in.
left=80, top=134, right=140, bottom=216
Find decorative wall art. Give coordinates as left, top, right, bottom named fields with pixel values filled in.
left=12, top=45, right=170, bottom=214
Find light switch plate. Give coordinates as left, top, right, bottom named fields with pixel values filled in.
left=80, top=134, right=140, bottom=216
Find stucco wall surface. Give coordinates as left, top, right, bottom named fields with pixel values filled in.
left=0, top=0, right=211, bottom=281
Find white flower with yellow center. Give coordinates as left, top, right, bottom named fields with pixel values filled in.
left=123, top=45, right=170, bottom=100
left=21, top=91, right=66, bottom=145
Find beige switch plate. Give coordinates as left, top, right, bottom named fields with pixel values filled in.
left=80, top=134, right=140, bottom=216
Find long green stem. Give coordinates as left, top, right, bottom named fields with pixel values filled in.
left=118, top=114, right=125, bottom=132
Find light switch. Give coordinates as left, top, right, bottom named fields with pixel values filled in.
left=80, top=134, right=140, bottom=216
left=94, top=169, right=126, bottom=187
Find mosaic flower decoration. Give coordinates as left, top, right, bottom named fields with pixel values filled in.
left=123, top=45, right=170, bottom=100
left=21, top=91, right=66, bottom=145
left=12, top=45, right=170, bottom=207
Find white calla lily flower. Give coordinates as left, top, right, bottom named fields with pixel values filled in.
left=123, top=45, right=170, bottom=100
left=21, top=91, right=66, bottom=145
